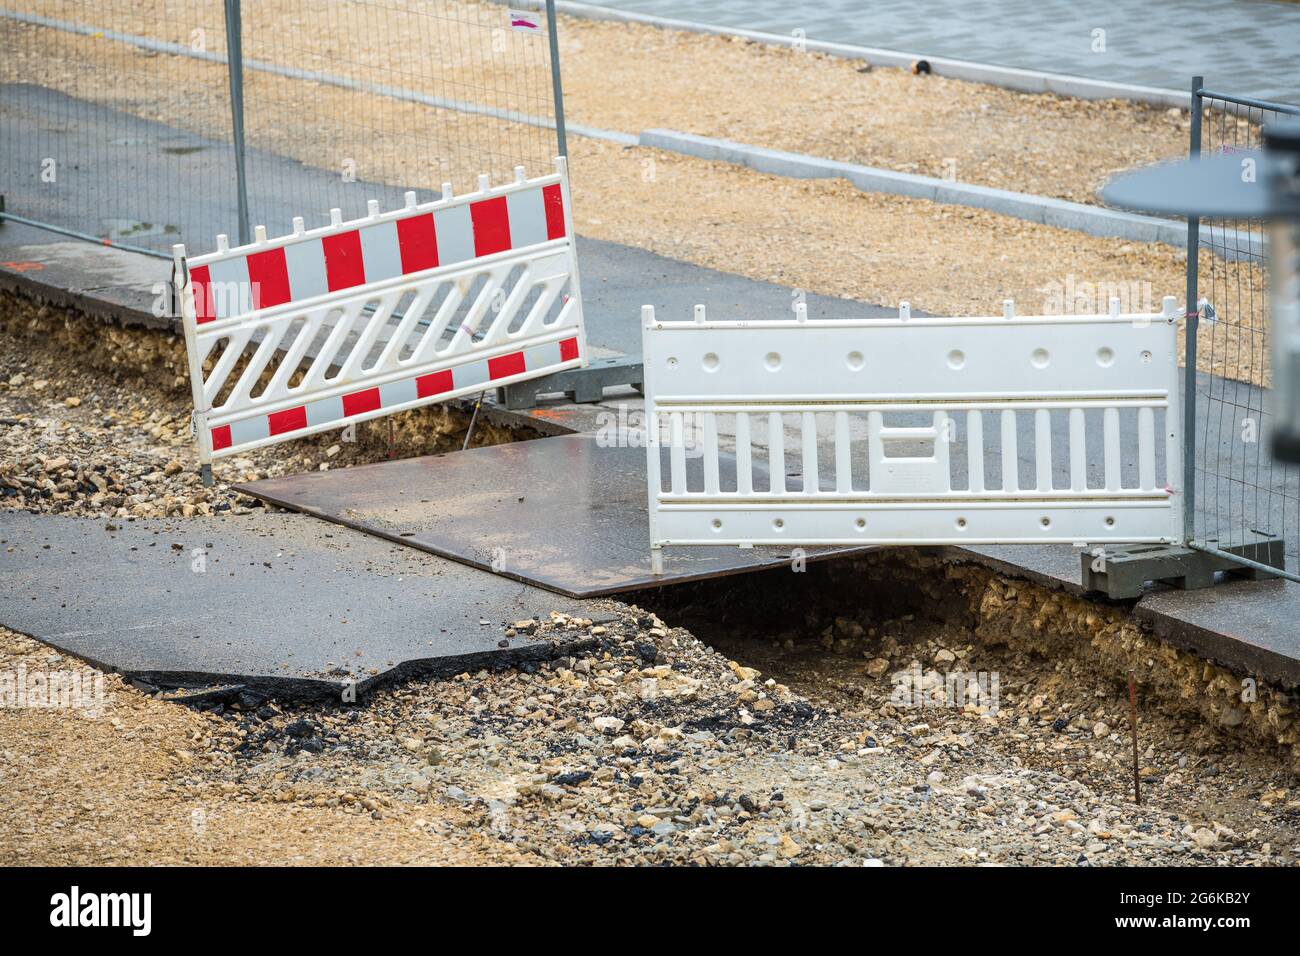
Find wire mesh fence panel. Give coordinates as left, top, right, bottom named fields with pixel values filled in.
left=1191, top=88, right=1300, bottom=575
left=1, top=1, right=563, bottom=257
left=0, top=1, right=237, bottom=256
left=235, top=1, right=561, bottom=245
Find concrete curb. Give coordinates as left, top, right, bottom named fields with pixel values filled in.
left=639, top=129, right=1261, bottom=258
left=525, top=0, right=1192, bottom=108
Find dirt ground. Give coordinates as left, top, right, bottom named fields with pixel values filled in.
left=8, top=0, right=1207, bottom=204
left=4, top=560, right=1299, bottom=867
left=0, top=628, right=531, bottom=865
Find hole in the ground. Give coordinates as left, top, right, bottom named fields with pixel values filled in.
left=625, top=548, right=1300, bottom=819
left=633, top=552, right=974, bottom=716
left=0, top=290, right=554, bottom=501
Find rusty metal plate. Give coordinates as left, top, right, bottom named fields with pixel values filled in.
left=236, top=435, right=872, bottom=598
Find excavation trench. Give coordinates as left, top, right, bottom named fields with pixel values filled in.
left=0, top=293, right=552, bottom=520
left=631, top=549, right=1300, bottom=787
left=5, top=291, right=1300, bottom=793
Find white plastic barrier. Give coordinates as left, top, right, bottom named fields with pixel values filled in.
left=642, top=297, right=1183, bottom=572
left=174, top=158, right=585, bottom=465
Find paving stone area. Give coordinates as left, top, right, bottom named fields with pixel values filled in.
left=589, top=0, right=1300, bottom=102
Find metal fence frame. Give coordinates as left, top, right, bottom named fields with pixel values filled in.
left=1, top=0, right=569, bottom=259
left=1185, top=76, right=1300, bottom=582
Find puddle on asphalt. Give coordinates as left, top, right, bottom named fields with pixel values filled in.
left=100, top=218, right=179, bottom=239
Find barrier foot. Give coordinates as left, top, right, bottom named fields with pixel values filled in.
left=650, top=547, right=664, bottom=576
left=200, top=464, right=213, bottom=488
left=497, top=356, right=644, bottom=410
left=1080, top=540, right=1285, bottom=599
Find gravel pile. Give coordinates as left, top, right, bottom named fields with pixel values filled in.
left=5, top=588, right=1299, bottom=865
left=660, top=551, right=1300, bottom=777
left=0, top=297, right=527, bottom=519
left=172, top=605, right=1298, bottom=866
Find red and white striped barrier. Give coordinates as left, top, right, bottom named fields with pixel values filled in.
left=174, top=158, right=585, bottom=466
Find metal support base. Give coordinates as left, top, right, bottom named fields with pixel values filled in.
left=1082, top=539, right=1285, bottom=599
left=496, top=356, right=643, bottom=410
left=200, top=464, right=213, bottom=488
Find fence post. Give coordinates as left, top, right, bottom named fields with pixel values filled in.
left=223, top=0, right=252, bottom=246
left=1182, top=75, right=1203, bottom=546
left=545, top=0, right=568, bottom=159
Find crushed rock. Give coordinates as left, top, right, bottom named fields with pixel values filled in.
left=1, top=294, right=538, bottom=520
left=5, top=592, right=1298, bottom=866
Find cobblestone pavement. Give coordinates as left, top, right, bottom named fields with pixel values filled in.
left=586, top=0, right=1300, bottom=102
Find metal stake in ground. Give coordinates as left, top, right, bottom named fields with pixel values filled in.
left=462, top=391, right=486, bottom=451
left=1128, top=673, right=1141, bottom=805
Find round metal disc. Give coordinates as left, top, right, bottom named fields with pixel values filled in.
left=1100, top=151, right=1271, bottom=219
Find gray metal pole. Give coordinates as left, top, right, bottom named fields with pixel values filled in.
left=545, top=0, right=568, bottom=159
left=1183, top=75, right=1203, bottom=545
left=223, top=0, right=252, bottom=246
